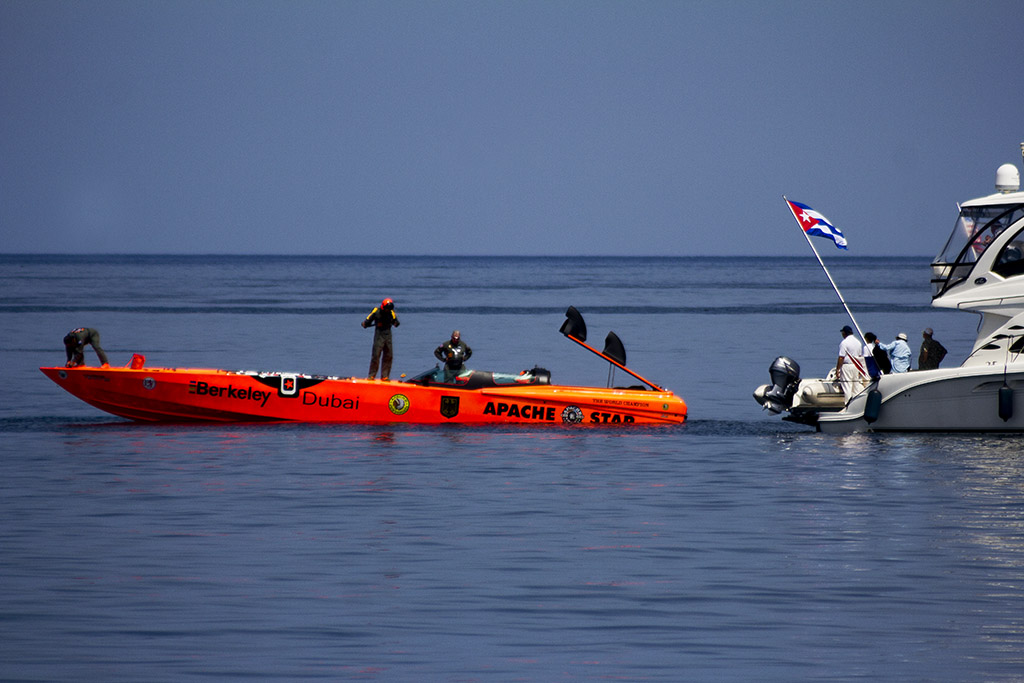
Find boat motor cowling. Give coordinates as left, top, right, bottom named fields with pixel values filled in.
left=756, top=357, right=801, bottom=413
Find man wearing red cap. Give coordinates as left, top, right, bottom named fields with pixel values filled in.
left=362, top=298, right=400, bottom=380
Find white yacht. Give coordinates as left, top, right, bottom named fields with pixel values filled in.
left=755, top=144, right=1024, bottom=432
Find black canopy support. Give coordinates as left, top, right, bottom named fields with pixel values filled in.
left=559, top=306, right=664, bottom=392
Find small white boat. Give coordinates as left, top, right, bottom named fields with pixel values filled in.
left=756, top=144, right=1024, bottom=432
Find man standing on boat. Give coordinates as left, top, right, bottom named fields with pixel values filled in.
left=862, top=332, right=890, bottom=379
left=64, top=327, right=110, bottom=368
left=918, top=328, right=948, bottom=370
left=835, top=325, right=867, bottom=400
left=879, top=333, right=912, bottom=373
left=434, top=330, right=472, bottom=380
left=362, top=298, right=399, bottom=380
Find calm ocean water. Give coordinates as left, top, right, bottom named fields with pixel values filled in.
left=2, top=255, right=1024, bottom=681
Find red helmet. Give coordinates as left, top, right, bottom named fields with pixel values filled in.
left=381, top=298, right=394, bottom=309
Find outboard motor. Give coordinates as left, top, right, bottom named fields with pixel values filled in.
left=754, top=356, right=801, bottom=413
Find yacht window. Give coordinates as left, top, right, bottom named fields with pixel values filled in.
left=935, top=207, right=1019, bottom=265
left=993, top=224, right=1024, bottom=278
left=932, top=204, right=1024, bottom=296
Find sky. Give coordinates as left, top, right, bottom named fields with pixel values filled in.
left=2, top=0, right=1022, bottom=256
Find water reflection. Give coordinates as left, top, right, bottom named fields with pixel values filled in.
left=757, top=429, right=1024, bottom=672
left=371, top=430, right=396, bottom=444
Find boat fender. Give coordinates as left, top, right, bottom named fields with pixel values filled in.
left=999, top=383, right=1013, bottom=422
left=864, top=389, right=882, bottom=423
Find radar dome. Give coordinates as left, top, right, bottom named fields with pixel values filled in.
left=996, top=163, right=1020, bottom=193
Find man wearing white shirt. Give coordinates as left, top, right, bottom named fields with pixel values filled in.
left=835, top=325, right=866, bottom=400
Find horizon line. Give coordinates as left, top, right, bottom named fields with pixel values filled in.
left=0, top=252, right=936, bottom=259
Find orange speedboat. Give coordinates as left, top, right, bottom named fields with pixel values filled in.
left=40, top=307, right=687, bottom=426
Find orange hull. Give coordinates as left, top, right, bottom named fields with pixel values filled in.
left=40, top=365, right=687, bottom=426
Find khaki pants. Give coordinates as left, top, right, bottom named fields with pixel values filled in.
left=368, top=329, right=393, bottom=380
left=840, top=362, right=865, bottom=401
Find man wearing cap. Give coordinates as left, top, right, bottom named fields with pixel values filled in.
left=879, top=333, right=912, bottom=373
left=362, top=298, right=400, bottom=380
left=835, top=325, right=867, bottom=400
left=434, top=330, right=473, bottom=381
left=918, top=328, right=947, bottom=370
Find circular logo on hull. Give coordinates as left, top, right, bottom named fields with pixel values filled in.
left=143, top=377, right=156, bottom=391
left=561, top=405, right=583, bottom=424
left=388, top=394, right=410, bottom=415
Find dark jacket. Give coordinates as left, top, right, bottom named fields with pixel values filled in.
left=434, top=340, right=472, bottom=368
left=918, top=338, right=947, bottom=370
left=362, top=306, right=399, bottom=331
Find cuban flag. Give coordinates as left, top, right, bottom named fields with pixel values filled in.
left=786, top=199, right=847, bottom=249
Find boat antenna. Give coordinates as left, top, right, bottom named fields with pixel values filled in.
left=784, top=196, right=867, bottom=343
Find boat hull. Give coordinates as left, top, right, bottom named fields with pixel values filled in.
left=40, top=366, right=687, bottom=426
left=816, top=368, right=1024, bottom=433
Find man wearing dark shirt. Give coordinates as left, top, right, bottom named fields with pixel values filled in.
left=918, top=328, right=947, bottom=370
left=64, top=327, right=110, bottom=367
left=434, top=330, right=472, bottom=380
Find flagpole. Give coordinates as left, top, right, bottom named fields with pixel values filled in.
left=784, top=196, right=866, bottom=342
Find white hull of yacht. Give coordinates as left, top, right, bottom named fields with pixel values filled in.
left=817, top=367, right=1024, bottom=433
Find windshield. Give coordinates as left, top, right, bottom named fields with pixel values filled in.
left=403, top=366, right=551, bottom=389
left=931, top=204, right=1024, bottom=297
left=406, top=365, right=470, bottom=385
